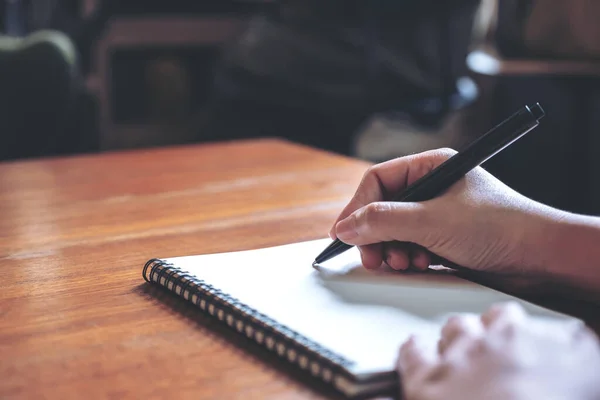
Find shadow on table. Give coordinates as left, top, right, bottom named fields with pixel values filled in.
left=454, top=270, right=600, bottom=334
left=314, top=261, right=600, bottom=335
left=133, top=282, right=359, bottom=400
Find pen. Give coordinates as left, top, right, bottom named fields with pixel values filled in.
left=313, top=102, right=546, bottom=266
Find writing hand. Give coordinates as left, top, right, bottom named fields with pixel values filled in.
left=330, top=148, right=564, bottom=274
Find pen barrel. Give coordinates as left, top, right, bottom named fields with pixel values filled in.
left=397, top=104, right=542, bottom=202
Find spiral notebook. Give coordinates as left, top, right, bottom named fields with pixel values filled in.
left=142, top=238, right=575, bottom=398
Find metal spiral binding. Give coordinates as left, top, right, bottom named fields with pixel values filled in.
left=142, top=258, right=356, bottom=388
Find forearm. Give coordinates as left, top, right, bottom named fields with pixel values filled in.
left=534, top=209, right=600, bottom=303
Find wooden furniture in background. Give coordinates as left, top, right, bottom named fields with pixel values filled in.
left=87, top=15, right=249, bottom=151
left=83, top=1, right=276, bottom=150
left=1, top=138, right=599, bottom=399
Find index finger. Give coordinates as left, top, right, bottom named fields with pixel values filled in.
left=329, top=157, right=414, bottom=239
left=329, top=149, right=451, bottom=238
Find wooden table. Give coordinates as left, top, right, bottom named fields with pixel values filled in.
left=1, top=139, right=370, bottom=399
left=1, top=138, right=598, bottom=399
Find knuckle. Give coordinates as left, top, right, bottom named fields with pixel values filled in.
left=483, top=301, right=525, bottom=327
left=409, top=148, right=458, bottom=183
left=482, top=304, right=504, bottom=324
left=425, top=363, right=453, bottom=382
left=487, top=302, right=510, bottom=316
left=425, top=147, right=457, bottom=163
left=436, top=147, right=458, bottom=158
left=362, top=165, right=379, bottom=182
left=355, top=165, right=382, bottom=205
left=471, top=337, right=490, bottom=356
left=442, top=314, right=479, bottom=340
left=445, top=315, right=467, bottom=331
left=494, top=301, right=523, bottom=315
left=362, top=202, right=389, bottom=227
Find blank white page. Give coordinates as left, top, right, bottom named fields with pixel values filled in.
left=164, top=239, right=575, bottom=378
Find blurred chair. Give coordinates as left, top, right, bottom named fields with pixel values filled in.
left=0, top=30, right=83, bottom=161
left=466, top=0, right=600, bottom=215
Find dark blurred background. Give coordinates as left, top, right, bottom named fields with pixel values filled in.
left=2, top=0, right=600, bottom=216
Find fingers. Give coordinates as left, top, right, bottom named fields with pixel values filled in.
left=383, top=243, right=431, bottom=271
left=385, top=249, right=411, bottom=271
left=358, top=243, right=385, bottom=269
left=358, top=241, right=433, bottom=271
left=334, top=201, right=430, bottom=247
left=481, top=302, right=527, bottom=332
left=398, top=335, right=439, bottom=380
left=438, top=314, right=485, bottom=360
left=436, top=304, right=526, bottom=363
left=397, top=336, right=440, bottom=400
left=383, top=242, right=411, bottom=271
left=329, top=148, right=456, bottom=239
left=398, top=306, right=521, bottom=397
left=328, top=159, right=411, bottom=239
left=401, top=314, right=485, bottom=377
left=409, top=246, right=431, bottom=271
left=480, top=303, right=600, bottom=368
left=482, top=303, right=597, bottom=349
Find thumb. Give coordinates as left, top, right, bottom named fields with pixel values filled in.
left=334, top=201, right=430, bottom=246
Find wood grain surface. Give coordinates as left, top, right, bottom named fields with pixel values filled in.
left=0, top=139, right=371, bottom=400
left=1, top=138, right=598, bottom=399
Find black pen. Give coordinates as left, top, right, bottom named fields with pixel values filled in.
left=313, top=102, right=546, bottom=266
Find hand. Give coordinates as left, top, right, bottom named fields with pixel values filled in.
left=330, top=148, right=565, bottom=273
left=397, top=302, right=600, bottom=400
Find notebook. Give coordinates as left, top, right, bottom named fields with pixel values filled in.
left=142, top=238, right=578, bottom=398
